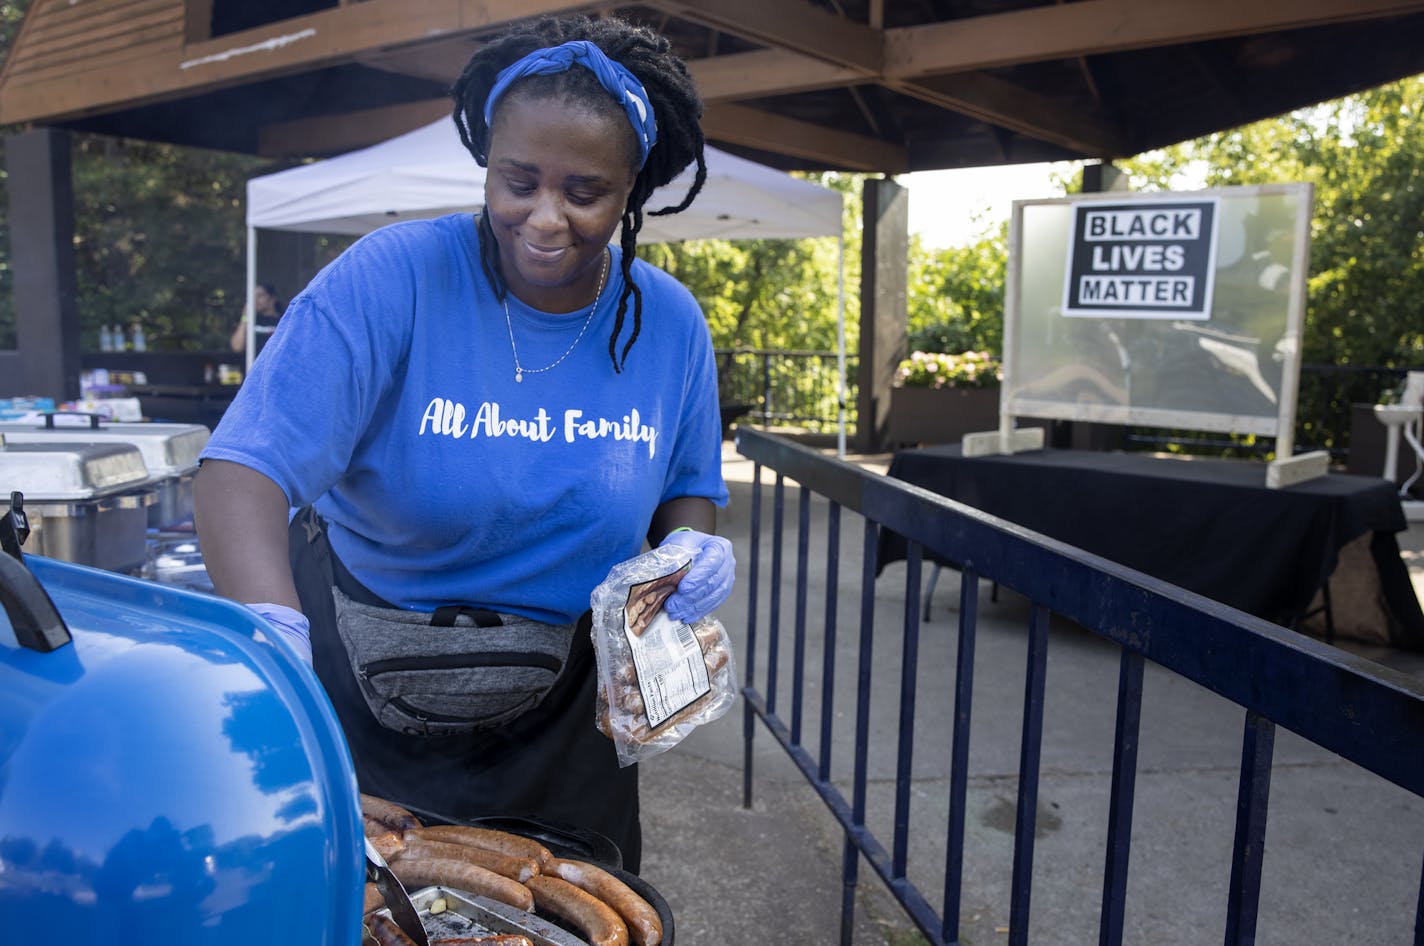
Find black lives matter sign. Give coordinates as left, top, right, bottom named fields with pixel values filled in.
left=1062, top=199, right=1219, bottom=319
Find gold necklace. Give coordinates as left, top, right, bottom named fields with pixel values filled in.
left=503, top=248, right=610, bottom=383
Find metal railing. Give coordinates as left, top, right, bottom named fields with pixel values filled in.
left=1123, top=363, right=1412, bottom=459
left=715, top=347, right=856, bottom=433
left=719, top=349, right=1411, bottom=462
left=736, top=427, right=1424, bottom=945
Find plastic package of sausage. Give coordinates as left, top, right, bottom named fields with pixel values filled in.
left=590, top=545, right=738, bottom=768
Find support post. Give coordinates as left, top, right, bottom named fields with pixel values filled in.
left=854, top=176, right=908, bottom=453
left=3, top=128, right=80, bottom=400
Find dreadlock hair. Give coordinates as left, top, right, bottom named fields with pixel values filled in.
left=450, top=15, right=706, bottom=373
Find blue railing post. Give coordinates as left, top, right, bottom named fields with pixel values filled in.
left=1224, top=710, right=1276, bottom=945
left=1099, top=648, right=1145, bottom=946
left=1008, top=604, right=1050, bottom=946
left=742, top=460, right=763, bottom=811
left=943, top=565, right=981, bottom=943
left=732, top=428, right=1424, bottom=946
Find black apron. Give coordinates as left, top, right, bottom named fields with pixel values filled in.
left=289, top=508, right=641, bottom=872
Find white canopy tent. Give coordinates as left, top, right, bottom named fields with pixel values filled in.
left=244, top=118, right=848, bottom=450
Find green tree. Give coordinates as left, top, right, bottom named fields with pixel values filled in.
left=905, top=223, right=1010, bottom=356
left=0, top=0, right=270, bottom=354
left=636, top=171, right=862, bottom=427
left=1116, top=76, right=1424, bottom=452
left=72, top=136, right=269, bottom=350
left=639, top=170, right=861, bottom=354
left=0, top=0, right=33, bottom=348
left=1116, top=76, right=1424, bottom=371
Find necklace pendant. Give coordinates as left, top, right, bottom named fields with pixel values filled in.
left=515, top=369, right=523, bottom=383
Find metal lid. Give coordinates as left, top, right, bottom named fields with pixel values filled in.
left=0, top=418, right=210, bottom=478
left=0, top=441, right=153, bottom=500
left=0, top=554, right=365, bottom=945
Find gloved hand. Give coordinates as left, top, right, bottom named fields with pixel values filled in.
left=658, top=528, right=735, bottom=622
left=248, top=602, right=313, bottom=666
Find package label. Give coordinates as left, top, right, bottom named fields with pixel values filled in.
left=623, top=571, right=711, bottom=728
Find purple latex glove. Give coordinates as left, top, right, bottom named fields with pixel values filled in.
left=248, top=602, right=313, bottom=665
left=658, top=528, right=735, bottom=622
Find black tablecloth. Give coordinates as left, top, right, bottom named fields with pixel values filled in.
left=880, top=446, right=1424, bottom=642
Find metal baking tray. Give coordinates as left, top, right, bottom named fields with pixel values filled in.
left=386, top=807, right=675, bottom=945
left=384, top=885, right=590, bottom=946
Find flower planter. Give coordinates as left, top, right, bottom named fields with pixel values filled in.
left=888, top=385, right=1002, bottom=448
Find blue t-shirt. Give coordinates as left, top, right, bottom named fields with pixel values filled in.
left=202, top=214, right=728, bottom=624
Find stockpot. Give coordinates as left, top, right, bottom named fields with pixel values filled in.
left=0, top=413, right=209, bottom=528
left=0, top=439, right=155, bottom=571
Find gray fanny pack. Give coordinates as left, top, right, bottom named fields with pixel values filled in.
left=332, top=586, right=576, bottom=737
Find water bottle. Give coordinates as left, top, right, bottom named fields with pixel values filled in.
left=132, top=324, right=146, bottom=352
left=99, top=324, right=113, bottom=352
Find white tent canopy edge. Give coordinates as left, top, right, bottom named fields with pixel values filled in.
left=246, top=119, right=843, bottom=241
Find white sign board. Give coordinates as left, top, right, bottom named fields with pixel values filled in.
left=1062, top=199, right=1220, bottom=319
left=1001, top=183, right=1314, bottom=454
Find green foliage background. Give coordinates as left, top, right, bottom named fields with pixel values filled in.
left=69, top=136, right=270, bottom=350
left=1113, top=78, right=1424, bottom=372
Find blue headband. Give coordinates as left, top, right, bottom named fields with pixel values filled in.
left=483, top=40, right=658, bottom=168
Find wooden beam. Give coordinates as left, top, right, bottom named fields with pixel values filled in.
left=701, top=102, right=905, bottom=171
left=688, top=48, right=860, bottom=100
left=257, top=99, right=452, bottom=157
left=185, top=0, right=214, bottom=44
left=690, top=46, right=1127, bottom=157
left=355, top=34, right=483, bottom=85
left=647, top=0, right=880, bottom=73
left=883, top=0, right=1424, bottom=78
left=0, top=0, right=597, bottom=125
left=892, top=72, right=1131, bottom=158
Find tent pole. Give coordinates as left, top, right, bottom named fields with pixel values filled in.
left=245, top=227, right=257, bottom=375
left=836, top=235, right=847, bottom=460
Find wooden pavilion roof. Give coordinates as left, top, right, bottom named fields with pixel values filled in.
left=2, top=0, right=1424, bottom=172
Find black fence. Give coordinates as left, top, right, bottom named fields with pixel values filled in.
left=1123, top=363, right=1413, bottom=460
left=736, top=427, right=1424, bottom=945
left=716, top=347, right=855, bottom=434
left=720, top=349, right=1411, bottom=463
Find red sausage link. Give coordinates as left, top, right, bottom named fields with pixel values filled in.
left=527, top=875, right=629, bottom=946
left=547, top=858, right=662, bottom=946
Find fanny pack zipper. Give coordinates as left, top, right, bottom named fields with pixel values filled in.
left=361, top=651, right=563, bottom=677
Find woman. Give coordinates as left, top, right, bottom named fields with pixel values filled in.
left=193, top=15, right=733, bottom=872
left=228, top=281, right=283, bottom=356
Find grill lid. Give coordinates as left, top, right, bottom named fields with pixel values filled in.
left=0, top=554, right=364, bottom=946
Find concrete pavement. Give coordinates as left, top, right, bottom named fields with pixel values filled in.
left=635, top=441, right=1424, bottom=945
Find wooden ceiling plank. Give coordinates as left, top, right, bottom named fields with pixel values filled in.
left=15, top=13, right=182, bottom=68
left=1, top=2, right=437, bottom=123
left=688, top=48, right=860, bottom=100
left=355, top=35, right=483, bottom=85
left=689, top=46, right=1124, bottom=158
left=884, top=0, right=1424, bottom=78
left=894, top=72, right=1130, bottom=157
left=647, top=0, right=881, bottom=74
left=23, top=0, right=173, bottom=34
left=257, top=98, right=452, bottom=156
left=701, top=101, right=905, bottom=171
left=0, top=0, right=594, bottom=124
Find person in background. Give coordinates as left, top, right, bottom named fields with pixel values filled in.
left=228, top=282, right=284, bottom=355
left=192, top=14, right=733, bottom=873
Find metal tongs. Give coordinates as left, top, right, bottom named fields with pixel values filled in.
left=364, top=836, right=430, bottom=946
